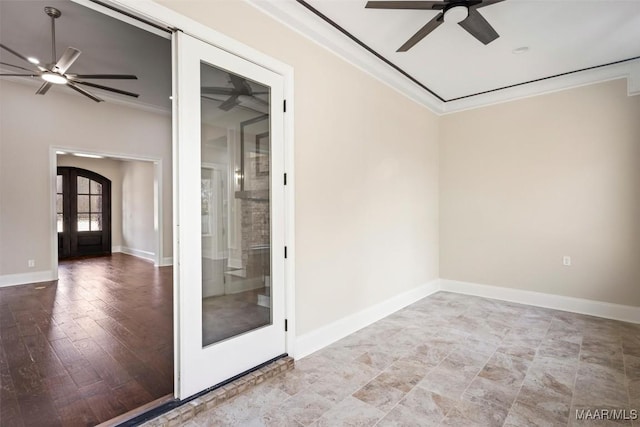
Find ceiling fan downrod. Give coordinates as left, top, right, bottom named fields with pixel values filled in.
left=44, top=6, right=61, bottom=65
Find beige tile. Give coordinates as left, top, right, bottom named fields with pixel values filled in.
left=538, top=338, right=581, bottom=361
left=355, top=351, right=398, bottom=371
left=477, top=351, right=531, bottom=387
left=441, top=398, right=509, bottom=427
left=352, top=376, right=407, bottom=413
left=629, top=379, right=640, bottom=406
left=573, top=362, right=629, bottom=406
left=581, top=339, right=625, bottom=372
left=504, top=400, right=570, bottom=427
left=625, top=355, right=640, bottom=380
left=463, top=376, right=520, bottom=409
left=497, top=344, right=537, bottom=361
left=315, top=396, right=385, bottom=427
left=307, top=362, right=378, bottom=403
left=143, top=293, right=640, bottom=426
left=378, top=387, right=457, bottom=426
left=515, top=382, right=573, bottom=423
left=522, top=357, right=577, bottom=398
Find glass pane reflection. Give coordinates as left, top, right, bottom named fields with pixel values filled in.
left=200, top=61, right=272, bottom=347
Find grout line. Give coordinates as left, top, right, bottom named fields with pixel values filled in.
left=503, top=312, right=554, bottom=425
left=566, top=314, right=582, bottom=427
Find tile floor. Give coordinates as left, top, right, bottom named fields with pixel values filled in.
left=166, top=291, right=640, bottom=426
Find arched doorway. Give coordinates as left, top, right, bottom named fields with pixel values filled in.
left=57, top=167, right=112, bottom=258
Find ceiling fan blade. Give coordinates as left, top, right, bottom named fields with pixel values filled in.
left=229, top=75, right=252, bottom=95
left=0, top=62, right=37, bottom=73
left=475, top=0, right=505, bottom=9
left=0, top=43, right=34, bottom=65
left=459, top=8, right=499, bottom=45
left=397, top=12, right=443, bottom=52
left=53, top=47, right=81, bottom=74
left=67, top=82, right=103, bottom=102
left=366, top=1, right=446, bottom=10
left=74, top=80, right=139, bottom=98
left=36, top=81, right=53, bottom=95
left=219, top=95, right=240, bottom=111
left=68, top=74, right=138, bottom=80
left=0, top=73, right=38, bottom=77
left=201, top=87, right=237, bottom=96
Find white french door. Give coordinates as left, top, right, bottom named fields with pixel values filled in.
left=176, top=31, right=286, bottom=399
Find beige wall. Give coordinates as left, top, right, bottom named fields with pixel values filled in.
left=121, top=160, right=156, bottom=254
left=56, top=155, right=125, bottom=249
left=157, top=0, right=441, bottom=334
left=440, top=79, right=640, bottom=307
left=0, top=80, right=172, bottom=277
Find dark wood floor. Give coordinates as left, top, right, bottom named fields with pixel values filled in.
left=0, top=253, right=173, bottom=426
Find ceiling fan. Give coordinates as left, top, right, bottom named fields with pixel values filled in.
left=0, top=6, right=138, bottom=102
left=201, top=74, right=268, bottom=111
left=365, top=0, right=505, bottom=51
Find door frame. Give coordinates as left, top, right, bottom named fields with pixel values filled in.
left=94, top=0, right=297, bottom=399
left=57, top=166, right=112, bottom=258
left=49, top=146, right=169, bottom=269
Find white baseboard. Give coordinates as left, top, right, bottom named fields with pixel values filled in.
left=0, top=270, right=58, bottom=288
left=228, top=257, right=243, bottom=269
left=440, top=279, right=640, bottom=324
left=295, top=279, right=440, bottom=359
left=158, top=257, right=173, bottom=267
left=119, top=246, right=155, bottom=262
left=112, top=245, right=123, bottom=253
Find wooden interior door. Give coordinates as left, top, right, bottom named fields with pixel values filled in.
left=57, top=167, right=112, bottom=259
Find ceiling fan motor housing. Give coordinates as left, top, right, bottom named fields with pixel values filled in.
left=444, top=5, right=469, bottom=23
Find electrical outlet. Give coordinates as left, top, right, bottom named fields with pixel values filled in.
left=27, top=259, right=35, bottom=268
left=563, top=256, right=571, bottom=266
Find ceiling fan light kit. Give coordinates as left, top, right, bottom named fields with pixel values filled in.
left=41, top=71, right=67, bottom=84
left=365, top=0, right=505, bottom=51
left=0, top=6, right=139, bottom=103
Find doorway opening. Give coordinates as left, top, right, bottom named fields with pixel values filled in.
left=57, top=166, right=112, bottom=259
left=0, top=0, right=174, bottom=424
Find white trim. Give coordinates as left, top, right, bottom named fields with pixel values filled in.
left=50, top=146, right=166, bottom=272
left=71, top=0, right=171, bottom=40
left=112, top=245, right=123, bottom=253
left=0, top=270, right=58, bottom=288
left=120, top=246, right=156, bottom=262
left=442, top=61, right=640, bottom=114
left=294, top=280, right=440, bottom=359
left=160, top=257, right=173, bottom=267
left=111, top=0, right=297, bottom=364
left=440, top=279, right=640, bottom=325
left=244, top=0, right=441, bottom=113
left=244, top=1, right=640, bottom=115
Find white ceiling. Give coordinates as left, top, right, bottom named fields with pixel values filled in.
left=303, top=0, right=640, bottom=101
left=247, top=0, right=640, bottom=112
left=0, top=0, right=172, bottom=110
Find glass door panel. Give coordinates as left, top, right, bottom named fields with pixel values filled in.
left=200, top=63, right=272, bottom=347
left=177, top=32, right=285, bottom=399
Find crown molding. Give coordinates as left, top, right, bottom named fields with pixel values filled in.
left=245, top=0, right=640, bottom=116
left=244, top=0, right=444, bottom=113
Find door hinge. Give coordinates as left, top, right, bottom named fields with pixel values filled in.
left=284, top=173, right=287, bottom=185
left=283, top=99, right=287, bottom=112
left=284, top=246, right=288, bottom=259
left=285, top=319, right=288, bottom=332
